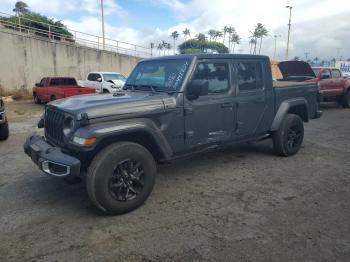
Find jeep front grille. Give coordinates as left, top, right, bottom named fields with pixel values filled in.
left=45, top=108, right=65, bottom=146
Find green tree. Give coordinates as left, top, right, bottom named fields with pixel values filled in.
left=13, top=1, right=29, bottom=15
left=249, top=38, right=256, bottom=54
left=178, top=39, right=229, bottom=54
left=226, top=26, right=236, bottom=51
left=171, top=31, right=179, bottom=54
left=183, top=28, right=190, bottom=40
left=196, top=33, right=207, bottom=42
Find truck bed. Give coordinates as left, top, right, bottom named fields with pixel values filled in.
left=273, top=81, right=319, bottom=120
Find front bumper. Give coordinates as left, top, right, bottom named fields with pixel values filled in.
left=24, top=135, right=81, bottom=178
left=0, top=110, right=6, bottom=124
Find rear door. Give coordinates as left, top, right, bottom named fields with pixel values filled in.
left=234, top=60, right=272, bottom=138
left=184, top=60, right=235, bottom=149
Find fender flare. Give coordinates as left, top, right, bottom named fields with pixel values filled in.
left=270, top=98, right=309, bottom=131
left=73, top=118, right=173, bottom=160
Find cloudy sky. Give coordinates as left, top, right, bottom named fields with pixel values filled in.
left=2, top=0, right=350, bottom=60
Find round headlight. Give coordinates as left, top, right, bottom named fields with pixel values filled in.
left=63, top=116, right=74, bottom=136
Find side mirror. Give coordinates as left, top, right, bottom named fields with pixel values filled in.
left=35, top=83, right=43, bottom=87
left=97, top=77, right=102, bottom=82
left=321, top=73, right=330, bottom=80
left=187, top=80, right=209, bottom=100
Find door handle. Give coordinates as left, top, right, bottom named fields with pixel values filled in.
left=221, top=102, right=233, bottom=108
left=254, top=98, right=265, bottom=103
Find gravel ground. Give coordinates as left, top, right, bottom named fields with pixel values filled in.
left=0, top=100, right=349, bottom=262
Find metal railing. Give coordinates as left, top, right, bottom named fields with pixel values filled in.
left=0, top=11, right=152, bottom=58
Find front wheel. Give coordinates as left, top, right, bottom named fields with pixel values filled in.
left=341, top=90, right=350, bottom=108
left=0, top=120, right=9, bottom=140
left=272, top=114, right=304, bottom=157
left=86, top=142, right=156, bottom=215
left=33, top=93, right=41, bottom=104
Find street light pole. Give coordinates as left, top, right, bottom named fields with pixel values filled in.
left=285, top=5, right=292, bottom=60
left=304, top=52, right=309, bottom=61
left=101, top=0, right=106, bottom=50
left=273, top=34, right=281, bottom=60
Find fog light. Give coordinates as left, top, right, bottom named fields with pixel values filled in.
left=73, top=136, right=96, bottom=145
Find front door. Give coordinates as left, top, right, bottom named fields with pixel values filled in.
left=234, top=61, right=272, bottom=138
left=184, top=60, right=235, bottom=149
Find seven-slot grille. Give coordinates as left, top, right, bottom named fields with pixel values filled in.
left=45, top=108, right=66, bottom=145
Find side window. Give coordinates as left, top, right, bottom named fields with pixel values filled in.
left=50, top=79, right=60, bottom=86
left=322, top=69, right=331, bottom=79
left=192, top=62, right=229, bottom=94
left=237, top=62, right=263, bottom=92
left=88, top=74, right=99, bottom=81
left=331, top=69, right=341, bottom=79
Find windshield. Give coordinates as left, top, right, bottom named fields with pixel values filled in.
left=125, top=59, right=190, bottom=91
left=103, top=74, right=126, bottom=82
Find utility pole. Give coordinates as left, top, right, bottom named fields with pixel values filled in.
left=101, top=0, right=106, bottom=50
left=304, top=52, right=309, bottom=61
left=285, top=6, right=292, bottom=60
left=273, top=35, right=281, bottom=60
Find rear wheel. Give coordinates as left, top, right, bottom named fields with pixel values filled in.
left=341, top=90, right=350, bottom=108
left=0, top=120, right=9, bottom=140
left=33, top=93, right=41, bottom=104
left=272, top=114, right=304, bottom=157
left=86, top=142, right=156, bottom=215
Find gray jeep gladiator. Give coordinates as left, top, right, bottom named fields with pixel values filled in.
left=24, top=54, right=322, bottom=215
left=0, top=97, right=9, bottom=140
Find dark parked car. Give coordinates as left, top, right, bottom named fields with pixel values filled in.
left=24, top=54, right=322, bottom=215
left=0, top=97, right=9, bottom=140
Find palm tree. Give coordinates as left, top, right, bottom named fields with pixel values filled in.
left=249, top=38, right=256, bottom=54
left=171, top=31, right=179, bottom=55
left=214, top=31, right=223, bottom=42
left=222, top=26, right=229, bottom=45
left=229, top=33, right=241, bottom=54
left=162, top=40, right=168, bottom=55
left=208, top=29, right=216, bottom=41
left=183, top=28, right=191, bottom=40
left=166, top=43, right=172, bottom=55
left=157, top=43, right=163, bottom=56
left=196, top=33, right=207, bottom=42
left=13, top=1, right=29, bottom=15
left=226, top=26, right=236, bottom=50
left=255, top=23, right=268, bottom=54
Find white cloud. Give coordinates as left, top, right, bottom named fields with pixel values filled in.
left=2, top=0, right=350, bottom=59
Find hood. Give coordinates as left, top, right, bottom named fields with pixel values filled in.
left=48, top=91, right=169, bottom=120
left=272, top=61, right=316, bottom=81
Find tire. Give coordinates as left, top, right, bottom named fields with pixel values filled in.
left=102, top=89, right=109, bottom=93
left=50, top=95, right=56, bottom=101
left=272, top=114, right=304, bottom=157
left=86, top=142, right=156, bottom=215
left=341, top=90, right=350, bottom=108
left=33, top=93, right=41, bottom=104
left=0, top=120, right=9, bottom=140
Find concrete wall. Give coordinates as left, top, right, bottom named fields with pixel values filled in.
left=0, top=30, right=139, bottom=92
